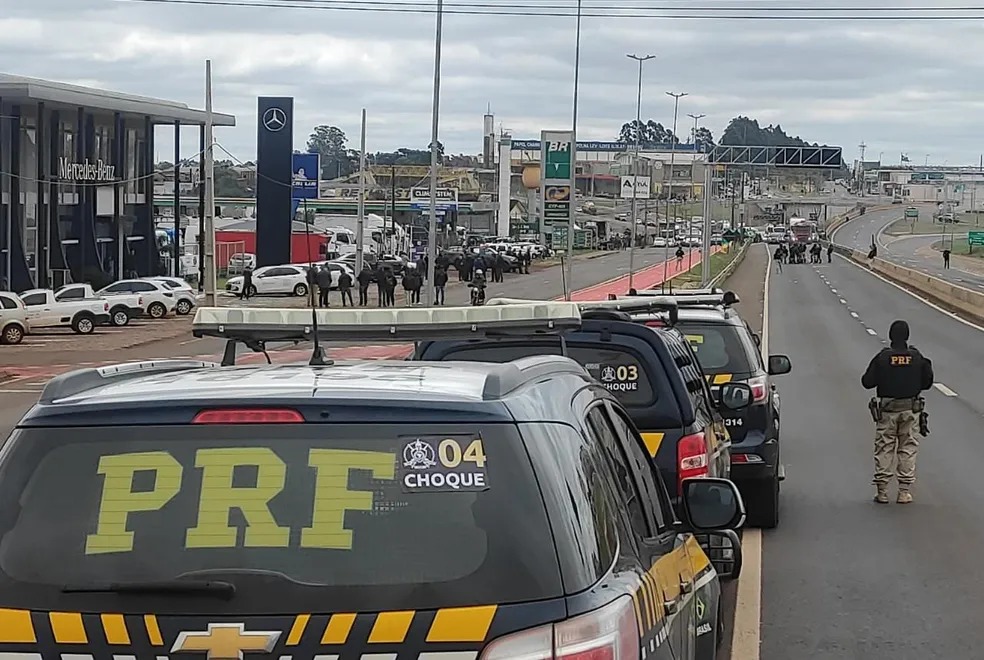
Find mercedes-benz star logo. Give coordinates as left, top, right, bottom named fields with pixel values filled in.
left=262, top=107, right=287, bottom=132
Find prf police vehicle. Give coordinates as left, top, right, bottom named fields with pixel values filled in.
left=625, top=289, right=792, bottom=528
left=415, top=297, right=745, bottom=508
left=0, top=304, right=746, bottom=660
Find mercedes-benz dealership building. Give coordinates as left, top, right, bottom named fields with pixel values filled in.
left=0, top=73, right=235, bottom=292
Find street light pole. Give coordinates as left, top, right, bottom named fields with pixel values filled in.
left=627, top=54, right=655, bottom=291
left=662, top=91, right=687, bottom=292
left=426, top=0, right=444, bottom=306
left=687, top=113, right=705, bottom=275
left=564, top=0, right=583, bottom=300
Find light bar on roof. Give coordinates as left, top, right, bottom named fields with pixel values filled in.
left=624, top=291, right=739, bottom=307
left=191, top=303, right=582, bottom=343
left=487, top=296, right=678, bottom=315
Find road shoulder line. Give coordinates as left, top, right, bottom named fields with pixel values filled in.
left=729, top=246, right=768, bottom=660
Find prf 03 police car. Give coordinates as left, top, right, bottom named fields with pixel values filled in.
left=0, top=303, right=746, bottom=660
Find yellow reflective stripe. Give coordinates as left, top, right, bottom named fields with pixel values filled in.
left=49, top=612, right=87, bottom=644
left=368, top=611, right=415, bottom=644
left=640, top=432, right=665, bottom=457
left=144, top=614, right=164, bottom=646
left=631, top=582, right=645, bottom=636
left=642, top=571, right=660, bottom=625
left=713, top=374, right=733, bottom=384
left=286, top=614, right=311, bottom=646
left=321, top=613, right=357, bottom=645
left=0, top=609, right=36, bottom=643
left=427, top=605, right=497, bottom=643
left=685, top=535, right=712, bottom=574
left=100, top=613, right=130, bottom=645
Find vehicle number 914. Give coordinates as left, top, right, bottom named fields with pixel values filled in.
left=724, top=418, right=744, bottom=427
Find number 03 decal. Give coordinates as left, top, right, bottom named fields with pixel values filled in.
left=615, top=365, right=639, bottom=382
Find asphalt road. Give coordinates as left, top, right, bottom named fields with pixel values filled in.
left=0, top=245, right=691, bottom=436
left=831, top=204, right=984, bottom=291
left=760, top=253, right=984, bottom=659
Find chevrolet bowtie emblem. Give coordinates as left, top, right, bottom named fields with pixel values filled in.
left=171, top=623, right=281, bottom=660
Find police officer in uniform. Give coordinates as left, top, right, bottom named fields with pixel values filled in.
left=861, top=320, right=934, bottom=504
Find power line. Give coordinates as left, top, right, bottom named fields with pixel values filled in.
left=122, top=0, right=984, bottom=19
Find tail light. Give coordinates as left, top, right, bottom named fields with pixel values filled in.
left=747, top=375, right=769, bottom=404
left=731, top=453, right=764, bottom=464
left=193, top=409, right=304, bottom=424
left=138, top=296, right=144, bottom=306
left=645, top=320, right=665, bottom=328
left=103, top=302, right=110, bottom=312
left=479, top=596, right=638, bottom=660
left=678, top=431, right=709, bottom=495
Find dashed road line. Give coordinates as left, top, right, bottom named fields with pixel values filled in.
left=850, top=311, right=859, bottom=318
left=839, top=298, right=847, bottom=304
left=831, top=288, right=838, bottom=294
left=934, top=383, right=959, bottom=397
left=866, top=328, right=878, bottom=336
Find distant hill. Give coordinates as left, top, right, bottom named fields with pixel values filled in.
left=719, top=116, right=820, bottom=147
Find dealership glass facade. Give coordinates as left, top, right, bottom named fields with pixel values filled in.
left=0, top=99, right=162, bottom=292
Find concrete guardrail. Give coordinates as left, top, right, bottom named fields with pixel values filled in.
left=709, top=240, right=751, bottom=288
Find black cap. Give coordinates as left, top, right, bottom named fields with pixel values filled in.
left=889, top=320, right=910, bottom=344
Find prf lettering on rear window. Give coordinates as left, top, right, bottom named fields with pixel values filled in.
left=84, top=448, right=395, bottom=555
left=891, top=355, right=912, bottom=366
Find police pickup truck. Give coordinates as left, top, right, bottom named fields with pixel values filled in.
left=17, top=289, right=111, bottom=334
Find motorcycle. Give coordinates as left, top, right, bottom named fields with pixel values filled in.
left=470, top=285, right=486, bottom=306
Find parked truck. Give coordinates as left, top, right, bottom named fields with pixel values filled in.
left=53, top=284, right=144, bottom=327
left=17, top=289, right=111, bottom=334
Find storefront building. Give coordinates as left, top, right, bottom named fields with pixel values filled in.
left=0, top=73, right=235, bottom=292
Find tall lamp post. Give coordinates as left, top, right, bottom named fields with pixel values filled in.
left=564, top=0, right=583, bottom=299
left=662, top=91, right=687, bottom=292
left=425, top=0, right=444, bottom=305
left=627, top=54, right=655, bottom=291
left=687, top=113, right=705, bottom=275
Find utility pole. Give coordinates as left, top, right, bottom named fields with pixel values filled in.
left=565, top=0, right=584, bottom=299
left=202, top=59, right=217, bottom=306
left=627, top=54, right=655, bottom=291
left=857, top=141, right=866, bottom=197
left=356, top=109, right=367, bottom=275
left=425, top=0, right=444, bottom=306
left=662, top=91, right=687, bottom=292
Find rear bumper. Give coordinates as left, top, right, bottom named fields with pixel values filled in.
left=729, top=428, right=778, bottom=484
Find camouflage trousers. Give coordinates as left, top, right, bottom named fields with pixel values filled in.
left=873, top=409, right=919, bottom=487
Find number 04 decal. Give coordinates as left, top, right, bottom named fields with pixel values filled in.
left=438, top=438, right=488, bottom=469
left=402, top=435, right=490, bottom=493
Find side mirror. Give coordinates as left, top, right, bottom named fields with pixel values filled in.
left=768, top=354, right=792, bottom=376
left=719, top=382, right=752, bottom=411
left=680, top=477, right=746, bottom=531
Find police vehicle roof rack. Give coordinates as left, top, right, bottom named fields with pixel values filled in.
left=486, top=296, right=679, bottom=324
left=39, top=360, right=219, bottom=404
left=625, top=289, right=740, bottom=308
left=192, top=304, right=583, bottom=366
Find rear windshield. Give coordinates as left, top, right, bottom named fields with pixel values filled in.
left=0, top=424, right=561, bottom=613
left=435, top=342, right=655, bottom=406
left=675, top=322, right=758, bottom=375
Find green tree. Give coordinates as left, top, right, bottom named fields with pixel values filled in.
left=372, top=143, right=446, bottom=166
left=213, top=160, right=251, bottom=197
left=617, top=120, right=677, bottom=145
left=307, top=125, right=356, bottom=179
left=693, top=126, right=715, bottom=148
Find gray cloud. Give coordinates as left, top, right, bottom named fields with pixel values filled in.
left=3, top=0, right=984, bottom=165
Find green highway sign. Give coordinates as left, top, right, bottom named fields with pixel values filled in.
left=969, top=231, right=984, bottom=246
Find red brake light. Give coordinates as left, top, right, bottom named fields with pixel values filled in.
left=747, top=375, right=768, bottom=404
left=193, top=409, right=304, bottom=424
left=645, top=320, right=665, bottom=327
left=678, top=431, right=709, bottom=496
left=103, top=302, right=109, bottom=311
left=138, top=296, right=144, bottom=305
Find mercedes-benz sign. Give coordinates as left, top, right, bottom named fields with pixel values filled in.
left=262, top=107, right=287, bottom=132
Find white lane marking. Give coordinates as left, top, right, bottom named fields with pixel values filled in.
left=730, top=246, right=766, bottom=660
left=934, top=383, right=958, bottom=397
left=835, top=254, right=984, bottom=334
left=850, top=311, right=859, bottom=318
left=866, top=328, right=878, bottom=335
left=0, top=389, right=44, bottom=394
left=831, top=288, right=838, bottom=294
left=840, top=298, right=847, bottom=304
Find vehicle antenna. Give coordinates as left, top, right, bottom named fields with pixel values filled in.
left=303, top=199, right=330, bottom=366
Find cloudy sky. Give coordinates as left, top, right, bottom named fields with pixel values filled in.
left=4, top=0, right=984, bottom=166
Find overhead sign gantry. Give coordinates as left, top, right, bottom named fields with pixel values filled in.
left=706, top=145, right=843, bottom=168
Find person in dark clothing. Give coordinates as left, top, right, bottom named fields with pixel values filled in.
left=861, top=320, right=934, bottom=504
left=240, top=267, right=253, bottom=300
left=461, top=254, right=473, bottom=282
left=943, top=248, right=951, bottom=269
left=403, top=267, right=422, bottom=305
left=316, top=265, right=332, bottom=308
left=337, top=269, right=354, bottom=306
left=307, top=265, right=319, bottom=306
left=434, top=266, right=449, bottom=305
left=827, top=244, right=834, bottom=263
left=867, top=245, right=878, bottom=260
left=357, top=265, right=373, bottom=306
left=375, top=265, right=386, bottom=307
left=383, top=268, right=398, bottom=307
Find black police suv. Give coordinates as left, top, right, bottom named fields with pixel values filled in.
left=637, top=303, right=792, bottom=527
left=0, top=357, right=745, bottom=660
left=414, top=315, right=751, bottom=508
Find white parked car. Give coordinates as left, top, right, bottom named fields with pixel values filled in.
left=18, top=289, right=110, bottom=334
left=651, top=236, right=669, bottom=248
left=226, top=265, right=309, bottom=297
left=0, top=292, right=30, bottom=344
left=55, top=284, right=143, bottom=327
left=227, top=253, right=256, bottom=275
left=98, top=279, right=177, bottom=319
left=147, top=277, right=197, bottom=316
